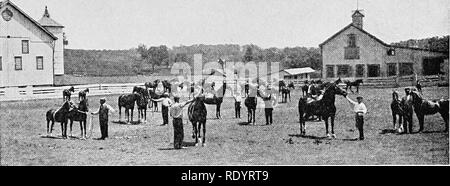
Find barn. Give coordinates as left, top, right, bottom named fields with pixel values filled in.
left=0, top=0, right=65, bottom=88
left=320, top=10, right=448, bottom=81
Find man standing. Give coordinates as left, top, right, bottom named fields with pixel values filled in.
left=261, top=85, right=277, bottom=125
left=346, top=95, right=367, bottom=140
left=91, top=98, right=115, bottom=140
left=401, top=88, right=414, bottom=134
left=169, top=96, right=196, bottom=149
left=233, top=81, right=242, bottom=118
left=152, top=93, right=172, bottom=126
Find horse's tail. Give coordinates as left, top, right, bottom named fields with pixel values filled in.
left=46, top=109, right=54, bottom=121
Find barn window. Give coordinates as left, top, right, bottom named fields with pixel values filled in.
left=22, top=40, right=29, bottom=54
left=348, top=34, right=357, bottom=47
left=15, top=57, right=22, bottom=70
left=355, top=64, right=364, bottom=77
left=36, top=56, right=44, bottom=70
left=387, top=63, right=397, bottom=76
left=337, top=65, right=352, bottom=77
left=326, top=65, right=335, bottom=78
left=0, top=56, right=2, bottom=71
left=399, top=63, right=414, bottom=76
left=387, top=48, right=396, bottom=56
left=367, top=64, right=380, bottom=77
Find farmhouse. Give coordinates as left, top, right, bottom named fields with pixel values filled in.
left=0, top=0, right=65, bottom=87
left=320, top=10, right=448, bottom=80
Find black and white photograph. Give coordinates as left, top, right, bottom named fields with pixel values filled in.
left=0, top=0, right=448, bottom=167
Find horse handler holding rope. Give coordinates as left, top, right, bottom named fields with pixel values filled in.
left=91, top=98, right=115, bottom=140
left=345, top=95, right=367, bottom=140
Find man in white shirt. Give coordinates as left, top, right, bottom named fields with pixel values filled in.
left=170, top=95, right=196, bottom=149
left=346, top=95, right=367, bottom=140
left=232, top=82, right=242, bottom=118
left=152, top=93, right=173, bottom=126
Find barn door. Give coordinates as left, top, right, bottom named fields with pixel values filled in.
left=423, top=57, right=443, bottom=75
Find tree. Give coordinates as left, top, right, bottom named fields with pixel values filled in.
left=243, top=47, right=253, bottom=62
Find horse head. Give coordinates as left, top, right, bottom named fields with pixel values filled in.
left=392, top=91, right=400, bottom=102
left=324, top=83, right=347, bottom=97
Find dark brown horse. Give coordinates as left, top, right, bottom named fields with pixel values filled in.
left=204, top=82, right=228, bottom=119
left=345, top=79, right=363, bottom=94
left=68, top=99, right=89, bottom=139
left=133, top=86, right=149, bottom=122
left=63, top=86, right=75, bottom=102
left=298, top=82, right=347, bottom=137
left=46, top=101, right=74, bottom=138
left=410, top=91, right=449, bottom=132
left=390, top=91, right=404, bottom=132
left=280, top=86, right=291, bottom=103
left=78, top=88, right=89, bottom=101
left=118, top=93, right=141, bottom=124
left=188, top=95, right=208, bottom=146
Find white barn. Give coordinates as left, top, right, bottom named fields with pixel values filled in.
left=0, top=0, right=65, bottom=87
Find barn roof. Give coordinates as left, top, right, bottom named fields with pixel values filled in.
left=282, top=67, right=316, bottom=76
left=0, top=0, right=58, bottom=40
left=38, top=6, right=64, bottom=28
left=319, top=23, right=448, bottom=54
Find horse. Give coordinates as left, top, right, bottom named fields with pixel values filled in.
left=46, top=101, right=74, bottom=138
left=345, top=79, right=363, bottom=94
left=78, top=88, right=89, bottom=101
left=410, top=91, right=449, bottom=132
left=118, top=93, right=141, bottom=124
left=288, top=82, right=295, bottom=89
left=301, top=83, right=309, bottom=97
left=278, top=80, right=286, bottom=95
left=298, top=82, right=347, bottom=137
left=280, top=86, right=291, bottom=103
left=68, top=99, right=89, bottom=139
left=415, top=80, right=423, bottom=95
left=63, top=86, right=75, bottom=102
left=401, top=92, right=415, bottom=134
left=204, top=82, right=229, bottom=119
left=188, top=95, right=208, bottom=146
left=244, top=83, right=261, bottom=125
left=146, top=81, right=166, bottom=112
left=133, top=86, right=149, bottom=123
left=390, top=91, right=404, bottom=132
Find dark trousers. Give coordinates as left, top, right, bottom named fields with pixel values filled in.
left=265, top=108, right=273, bottom=125
left=403, top=114, right=414, bottom=134
left=355, top=115, right=364, bottom=139
left=162, top=105, right=169, bottom=125
left=173, top=118, right=184, bottom=149
left=100, top=119, right=108, bottom=139
left=235, top=102, right=241, bottom=118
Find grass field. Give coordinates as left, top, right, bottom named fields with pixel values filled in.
left=0, top=86, right=448, bottom=165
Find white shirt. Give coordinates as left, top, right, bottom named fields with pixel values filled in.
left=346, top=97, right=367, bottom=115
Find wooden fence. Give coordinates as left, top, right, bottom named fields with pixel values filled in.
left=0, top=83, right=144, bottom=102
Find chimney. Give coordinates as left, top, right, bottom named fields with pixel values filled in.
left=352, top=10, right=364, bottom=29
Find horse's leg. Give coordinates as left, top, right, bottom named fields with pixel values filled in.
left=392, top=113, right=397, bottom=129
left=194, top=122, right=199, bottom=146
left=324, top=117, right=330, bottom=138
left=47, top=119, right=50, bottom=135
left=119, top=106, right=122, bottom=122
left=198, top=122, right=202, bottom=144
left=202, top=122, right=206, bottom=147
left=331, top=116, right=336, bottom=138
left=131, top=108, right=134, bottom=123
left=440, top=111, right=449, bottom=132
left=50, top=120, right=55, bottom=135
left=69, top=120, right=73, bottom=137
left=356, top=86, right=359, bottom=93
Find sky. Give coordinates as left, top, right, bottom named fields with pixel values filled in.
left=11, top=0, right=449, bottom=50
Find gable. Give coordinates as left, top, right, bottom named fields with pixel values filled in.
left=0, top=1, right=57, bottom=40
left=320, top=24, right=388, bottom=48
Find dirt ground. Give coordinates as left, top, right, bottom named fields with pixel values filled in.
left=0, top=86, right=448, bottom=165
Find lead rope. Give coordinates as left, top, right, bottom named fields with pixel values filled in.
left=87, top=114, right=94, bottom=139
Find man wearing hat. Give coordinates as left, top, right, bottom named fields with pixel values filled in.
left=401, top=88, right=414, bottom=134
left=346, top=95, right=367, bottom=140
left=91, top=98, right=116, bottom=140
left=152, top=93, right=173, bottom=126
